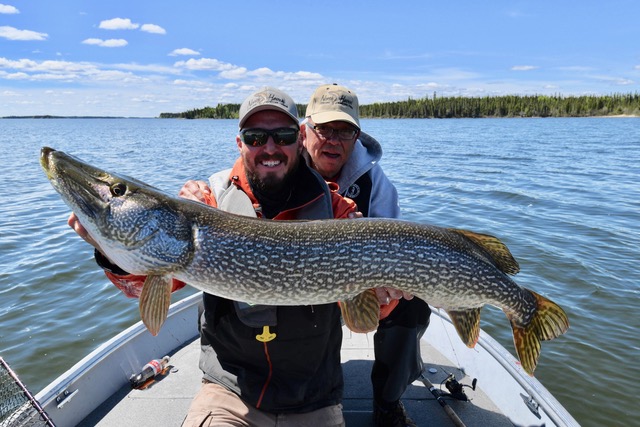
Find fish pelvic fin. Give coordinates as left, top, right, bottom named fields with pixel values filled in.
left=139, top=275, right=173, bottom=336
left=447, top=308, right=482, bottom=347
left=511, top=291, right=569, bottom=376
left=448, top=228, right=520, bottom=275
left=340, top=289, right=380, bottom=333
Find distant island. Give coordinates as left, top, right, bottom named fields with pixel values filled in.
left=158, top=93, right=640, bottom=119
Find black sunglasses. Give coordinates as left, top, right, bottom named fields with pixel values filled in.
left=240, top=127, right=300, bottom=147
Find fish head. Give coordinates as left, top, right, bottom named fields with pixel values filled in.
left=40, top=147, right=193, bottom=274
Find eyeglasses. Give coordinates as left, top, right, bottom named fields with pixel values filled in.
left=240, top=127, right=300, bottom=147
left=307, top=123, right=358, bottom=141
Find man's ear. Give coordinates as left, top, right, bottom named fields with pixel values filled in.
left=299, top=124, right=308, bottom=147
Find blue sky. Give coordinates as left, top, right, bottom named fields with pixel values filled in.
left=1, top=1, right=639, bottom=117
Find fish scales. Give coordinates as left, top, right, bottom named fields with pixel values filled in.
left=190, top=221, right=536, bottom=328
left=40, top=147, right=569, bottom=375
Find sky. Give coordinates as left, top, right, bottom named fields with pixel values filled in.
left=1, top=0, right=640, bottom=117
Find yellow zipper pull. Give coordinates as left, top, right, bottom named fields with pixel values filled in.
left=255, top=326, right=276, bottom=342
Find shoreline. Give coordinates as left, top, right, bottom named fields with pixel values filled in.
left=592, top=114, right=639, bottom=118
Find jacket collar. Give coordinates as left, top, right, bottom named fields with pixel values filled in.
left=226, top=157, right=333, bottom=219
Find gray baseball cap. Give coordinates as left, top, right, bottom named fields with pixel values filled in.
left=238, top=87, right=299, bottom=129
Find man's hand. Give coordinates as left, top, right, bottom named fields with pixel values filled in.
left=375, top=287, right=414, bottom=305
left=68, top=213, right=99, bottom=249
left=178, top=180, right=211, bottom=203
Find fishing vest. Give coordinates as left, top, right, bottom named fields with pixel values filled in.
left=198, top=167, right=344, bottom=412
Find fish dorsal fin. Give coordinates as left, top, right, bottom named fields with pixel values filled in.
left=340, top=289, right=380, bottom=333
left=139, top=275, right=173, bottom=336
left=448, top=228, right=520, bottom=275
left=447, top=308, right=482, bottom=347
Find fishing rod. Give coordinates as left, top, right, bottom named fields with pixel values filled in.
left=419, top=371, right=476, bottom=427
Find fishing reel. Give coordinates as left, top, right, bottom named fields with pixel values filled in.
left=442, top=372, right=477, bottom=401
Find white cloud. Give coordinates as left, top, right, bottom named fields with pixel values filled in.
left=511, top=65, right=539, bottom=71
left=417, top=82, right=440, bottom=89
left=82, top=38, right=102, bottom=45
left=99, top=18, right=139, bottom=30
left=112, top=63, right=180, bottom=74
left=82, top=38, right=128, bottom=48
left=169, top=48, right=200, bottom=56
left=284, top=71, right=324, bottom=81
left=28, top=73, right=80, bottom=81
left=0, top=58, right=99, bottom=80
left=0, top=26, right=47, bottom=41
left=0, top=3, right=19, bottom=14
left=241, top=68, right=323, bottom=82
left=174, top=57, right=236, bottom=71
left=4, top=71, right=29, bottom=79
left=140, top=24, right=166, bottom=34
left=219, top=67, right=248, bottom=79
left=247, top=67, right=274, bottom=77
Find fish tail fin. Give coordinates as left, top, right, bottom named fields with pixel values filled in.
left=447, top=308, right=482, bottom=347
left=511, top=291, right=569, bottom=376
left=139, top=275, right=173, bottom=336
left=340, top=289, right=380, bottom=333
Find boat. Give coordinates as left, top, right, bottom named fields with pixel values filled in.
left=6, top=292, right=578, bottom=426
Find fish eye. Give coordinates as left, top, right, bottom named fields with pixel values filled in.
left=110, top=182, right=127, bottom=197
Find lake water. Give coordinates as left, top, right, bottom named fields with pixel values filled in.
left=1, top=117, right=638, bottom=427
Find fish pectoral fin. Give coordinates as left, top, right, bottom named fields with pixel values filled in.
left=139, top=275, right=173, bottom=336
left=447, top=308, right=482, bottom=347
left=448, top=228, right=520, bottom=275
left=340, top=289, right=380, bottom=333
left=511, top=291, right=569, bottom=376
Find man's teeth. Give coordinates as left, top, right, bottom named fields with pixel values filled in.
left=262, top=160, right=281, bottom=167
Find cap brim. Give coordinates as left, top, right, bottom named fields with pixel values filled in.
left=239, top=105, right=299, bottom=129
left=310, top=111, right=360, bottom=129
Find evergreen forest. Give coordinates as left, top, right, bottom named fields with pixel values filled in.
left=159, top=93, right=640, bottom=119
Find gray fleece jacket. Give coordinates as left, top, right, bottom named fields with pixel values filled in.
left=328, top=131, right=400, bottom=219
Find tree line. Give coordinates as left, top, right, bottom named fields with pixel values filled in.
left=159, top=93, right=640, bottom=119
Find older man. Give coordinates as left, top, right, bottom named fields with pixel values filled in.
left=302, top=84, right=431, bottom=427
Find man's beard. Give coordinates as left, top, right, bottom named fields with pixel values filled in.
left=245, top=153, right=299, bottom=199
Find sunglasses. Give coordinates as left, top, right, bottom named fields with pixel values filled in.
left=240, top=127, right=300, bottom=147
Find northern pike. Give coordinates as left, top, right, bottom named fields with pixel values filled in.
left=40, top=147, right=569, bottom=375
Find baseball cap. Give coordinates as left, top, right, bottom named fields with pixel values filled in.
left=238, top=87, right=299, bottom=129
left=306, top=84, right=360, bottom=129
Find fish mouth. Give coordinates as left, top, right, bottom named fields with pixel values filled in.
left=40, top=146, right=56, bottom=178
left=40, top=146, right=110, bottom=218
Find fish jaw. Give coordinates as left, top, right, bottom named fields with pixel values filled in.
left=40, top=147, right=111, bottom=226
left=40, top=147, right=194, bottom=275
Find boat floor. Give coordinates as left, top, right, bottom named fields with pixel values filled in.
left=77, top=326, right=514, bottom=427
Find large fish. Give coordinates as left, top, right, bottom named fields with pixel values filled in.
left=40, top=147, right=568, bottom=375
